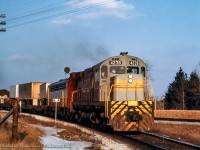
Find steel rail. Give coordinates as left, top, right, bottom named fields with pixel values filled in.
left=155, top=117, right=200, bottom=123
left=140, top=131, right=200, bottom=150
left=121, top=134, right=167, bottom=150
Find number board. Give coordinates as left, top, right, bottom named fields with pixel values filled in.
left=129, top=58, right=140, bottom=66
left=109, top=57, right=122, bottom=65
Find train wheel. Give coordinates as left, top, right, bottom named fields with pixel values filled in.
left=74, top=112, right=80, bottom=122
left=95, top=117, right=101, bottom=125
left=68, top=112, right=74, bottom=120
left=64, top=113, right=69, bottom=120
left=90, top=112, right=97, bottom=124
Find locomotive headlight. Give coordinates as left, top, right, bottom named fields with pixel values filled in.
left=128, top=79, right=133, bottom=83
left=128, top=74, right=133, bottom=78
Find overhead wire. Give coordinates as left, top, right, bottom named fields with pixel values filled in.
left=7, top=0, right=73, bottom=20
left=6, top=0, right=115, bottom=29
left=5, top=0, right=85, bottom=22
left=0, top=0, right=31, bottom=14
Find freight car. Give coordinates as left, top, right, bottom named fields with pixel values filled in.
left=47, top=52, right=155, bottom=131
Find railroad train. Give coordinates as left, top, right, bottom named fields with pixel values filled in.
left=1, top=52, right=155, bottom=131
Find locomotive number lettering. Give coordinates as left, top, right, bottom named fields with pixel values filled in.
left=109, top=60, right=122, bottom=65
left=129, top=58, right=140, bottom=66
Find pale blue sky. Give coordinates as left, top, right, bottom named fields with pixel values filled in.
left=0, top=0, right=200, bottom=98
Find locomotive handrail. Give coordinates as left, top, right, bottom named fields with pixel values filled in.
left=112, top=83, right=155, bottom=102
left=100, top=84, right=107, bottom=101
left=146, top=76, right=157, bottom=104
left=71, top=87, right=95, bottom=111
left=71, top=91, right=78, bottom=111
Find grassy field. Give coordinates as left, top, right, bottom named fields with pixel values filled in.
left=155, top=110, right=200, bottom=120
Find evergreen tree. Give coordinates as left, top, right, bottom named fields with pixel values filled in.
left=165, top=68, right=188, bottom=109
left=165, top=82, right=177, bottom=109
left=186, top=71, right=200, bottom=109
left=0, top=89, right=9, bottom=97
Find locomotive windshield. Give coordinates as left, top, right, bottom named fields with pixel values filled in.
left=127, top=66, right=146, bottom=77
left=110, top=66, right=126, bottom=74
left=127, top=66, right=139, bottom=74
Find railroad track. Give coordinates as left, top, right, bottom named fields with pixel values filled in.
left=120, top=131, right=200, bottom=150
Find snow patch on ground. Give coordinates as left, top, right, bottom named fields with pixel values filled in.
left=41, top=135, right=92, bottom=150
left=27, top=114, right=132, bottom=150
left=36, top=125, right=92, bottom=150
left=38, top=126, right=63, bottom=136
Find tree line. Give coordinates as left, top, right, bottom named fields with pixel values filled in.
left=165, top=65, right=200, bottom=110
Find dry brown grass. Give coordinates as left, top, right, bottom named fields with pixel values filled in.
left=19, top=115, right=102, bottom=150
left=151, top=123, right=200, bottom=145
left=57, top=128, right=102, bottom=150
left=0, top=112, right=102, bottom=150
left=0, top=117, right=44, bottom=150
left=155, top=110, right=200, bottom=120
left=18, top=115, right=102, bottom=149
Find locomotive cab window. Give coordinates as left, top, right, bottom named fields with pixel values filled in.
left=127, top=66, right=139, bottom=74
left=110, top=66, right=125, bottom=74
left=141, top=67, right=146, bottom=77
left=95, top=70, right=100, bottom=82
left=101, top=65, right=108, bottom=79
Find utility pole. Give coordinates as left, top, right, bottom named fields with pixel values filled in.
left=12, top=98, right=19, bottom=143
left=0, top=14, right=6, bottom=32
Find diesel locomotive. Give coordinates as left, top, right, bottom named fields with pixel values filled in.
left=47, top=52, right=155, bottom=131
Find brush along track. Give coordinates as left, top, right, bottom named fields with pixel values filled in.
left=120, top=131, right=200, bottom=150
